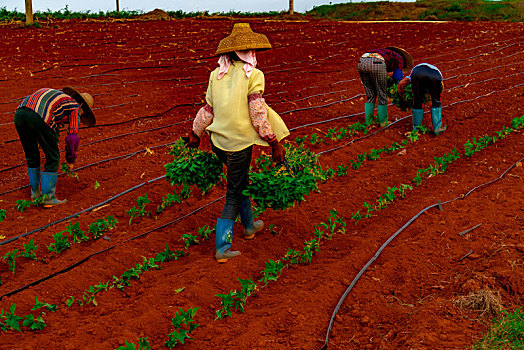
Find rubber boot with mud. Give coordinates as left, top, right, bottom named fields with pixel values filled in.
left=431, top=107, right=447, bottom=135
left=239, top=198, right=263, bottom=240
left=28, top=167, right=41, bottom=200
left=41, top=172, right=67, bottom=208
left=412, top=108, right=424, bottom=131
left=364, top=102, right=375, bottom=125
left=215, top=218, right=240, bottom=263
left=377, top=105, right=389, bottom=127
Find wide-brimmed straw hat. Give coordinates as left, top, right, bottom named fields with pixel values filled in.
left=386, top=46, right=414, bottom=71
left=215, top=23, right=272, bottom=55
left=62, top=87, right=96, bottom=127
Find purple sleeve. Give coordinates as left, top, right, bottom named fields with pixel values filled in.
left=65, top=133, right=80, bottom=163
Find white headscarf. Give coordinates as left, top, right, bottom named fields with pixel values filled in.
left=217, top=50, right=258, bottom=80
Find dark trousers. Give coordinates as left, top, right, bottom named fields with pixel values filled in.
left=211, top=141, right=253, bottom=221
left=411, top=65, right=443, bottom=109
left=14, top=107, right=60, bottom=172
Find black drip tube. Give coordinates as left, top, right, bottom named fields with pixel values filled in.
left=321, top=156, right=524, bottom=349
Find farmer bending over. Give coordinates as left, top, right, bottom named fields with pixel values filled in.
left=185, top=23, right=289, bottom=263
left=14, top=87, right=96, bottom=207
left=398, top=63, right=447, bottom=135
left=358, top=46, right=413, bottom=126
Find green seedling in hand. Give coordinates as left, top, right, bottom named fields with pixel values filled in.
left=61, top=162, right=78, bottom=180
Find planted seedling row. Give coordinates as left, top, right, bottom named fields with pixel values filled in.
left=213, top=115, right=524, bottom=318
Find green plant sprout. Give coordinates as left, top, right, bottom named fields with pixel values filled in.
left=259, top=259, right=284, bottom=286
left=88, top=216, right=118, bottom=240
left=127, top=194, right=151, bottom=224
left=116, top=337, right=152, bottom=350
left=21, top=239, right=38, bottom=261
left=15, top=200, right=32, bottom=213
left=215, top=279, right=257, bottom=320
left=181, top=233, right=199, bottom=248
left=1, top=304, right=23, bottom=332
left=47, top=232, right=71, bottom=254
left=2, top=249, right=20, bottom=273
left=165, top=307, right=199, bottom=348
left=32, top=297, right=57, bottom=312
left=197, top=225, right=212, bottom=240
left=61, top=221, right=89, bottom=243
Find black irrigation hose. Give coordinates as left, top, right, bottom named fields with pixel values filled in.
left=0, top=195, right=225, bottom=301
left=0, top=245, right=116, bottom=301
left=321, top=156, right=524, bottom=349
left=0, top=175, right=166, bottom=247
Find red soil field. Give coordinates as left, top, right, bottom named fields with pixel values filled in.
left=0, top=17, right=523, bottom=349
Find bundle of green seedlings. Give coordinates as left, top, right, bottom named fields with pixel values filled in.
left=386, top=76, right=430, bottom=111
left=244, top=143, right=330, bottom=213
left=164, top=138, right=223, bottom=194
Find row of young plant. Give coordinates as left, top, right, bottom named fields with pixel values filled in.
left=63, top=231, right=205, bottom=348
left=0, top=297, right=56, bottom=332
left=1, top=293, right=197, bottom=349
left=3, top=110, right=520, bottom=282
left=214, top=209, right=346, bottom=320
left=0, top=143, right=202, bottom=283
left=213, top=115, right=524, bottom=319
left=2, top=239, right=200, bottom=347
left=0, top=114, right=411, bottom=286
left=0, top=216, right=117, bottom=285
left=2, top=115, right=521, bottom=342
left=114, top=306, right=199, bottom=350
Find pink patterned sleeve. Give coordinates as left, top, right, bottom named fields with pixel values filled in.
left=192, top=103, right=214, bottom=137
left=248, top=93, right=276, bottom=142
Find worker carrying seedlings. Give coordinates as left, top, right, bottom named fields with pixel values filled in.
left=358, top=46, right=413, bottom=126
left=185, top=23, right=289, bottom=263
left=397, top=63, right=447, bottom=135
left=14, top=87, right=96, bottom=207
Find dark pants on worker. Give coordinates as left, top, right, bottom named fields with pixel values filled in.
left=411, top=65, right=443, bottom=109
left=14, top=107, right=60, bottom=172
left=211, top=141, right=253, bottom=221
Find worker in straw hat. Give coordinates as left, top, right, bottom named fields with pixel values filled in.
left=358, top=46, right=413, bottom=127
left=185, top=22, right=289, bottom=263
left=397, top=63, right=447, bottom=135
left=14, top=87, right=96, bottom=207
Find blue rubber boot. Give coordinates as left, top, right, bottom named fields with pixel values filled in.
left=239, top=198, right=263, bottom=240
left=431, top=107, right=447, bottom=135
left=27, top=167, right=41, bottom=200
left=377, top=105, right=389, bottom=127
left=412, top=108, right=424, bottom=131
left=215, top=218, right=240, bottom=263
left=364, top=102, right=375, bottom=125
left=41, top=172, right=67, bottom=208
